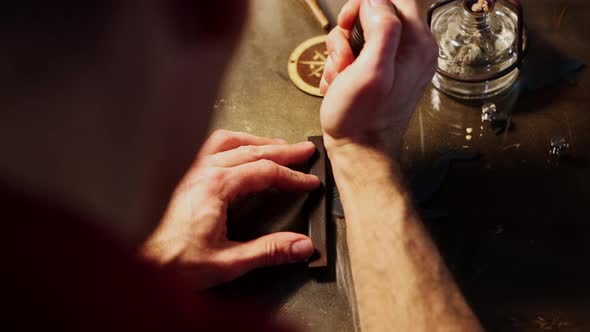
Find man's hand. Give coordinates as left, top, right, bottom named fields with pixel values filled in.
left=320, top=0, right=438, bottom=152
left=317, top=2, right=483, bottom=331
left=141, top=130, right=320, bottom=290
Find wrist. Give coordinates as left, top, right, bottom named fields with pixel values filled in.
left=324, top=133, right=398, bottom=189
left=323, top=132, right=386, bottom=154
left=323, top=127, right=404, bottom=158
left=325, top=134, right=412, bottom=225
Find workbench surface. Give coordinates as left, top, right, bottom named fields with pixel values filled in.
left=210, top=1, right=590, bottom=331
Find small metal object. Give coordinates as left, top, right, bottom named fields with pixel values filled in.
left=549, top=136, right=570, bottom=158
left=481, top=102, right=497, bottom=122
left=481, top=102, right=511, bottom=135
left=350, top=18, right=365, bottom=57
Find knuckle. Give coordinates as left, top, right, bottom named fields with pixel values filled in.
left=326, top=29, right=338, bottom=50
left=265, top=241, right=278, bottom=265
left=287, top=169, right=301, bottom=181
left=203, top=167, right=227, bottom=184
left=327, top=29, right=346, bottom=53
left=386, top=18, right=403, bottom=36
left=211, top=129, right=234, bottom=144
left=241, top=145, right=265, bottom=160
left=369, top=14, right=401, bottom=36
left=235, top=145, right=251, bottom=156
left=211, top=128, right=230, bottom=140
left=265, top=241, right=287, bottom=266
left=256, top=159, right=277, bottom=173
left=178, top=167, right=226, bottom=196
left=191, top=206, right=224, bottom=233
left=199, top=168, right=227, bottom=194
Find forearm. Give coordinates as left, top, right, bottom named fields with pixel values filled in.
left=327, top=140, right=483, bottom=332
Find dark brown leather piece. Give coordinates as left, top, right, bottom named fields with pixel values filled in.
left=308, top=136, right=329, bottom=268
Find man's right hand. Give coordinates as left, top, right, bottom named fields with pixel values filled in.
left=320, top=0, right=438, bottom=153
left=318, top=3, right=484, bottom=331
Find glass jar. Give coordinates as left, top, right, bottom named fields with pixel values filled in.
left=428, top=0, right=524, bottom=100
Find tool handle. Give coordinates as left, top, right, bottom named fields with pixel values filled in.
left=303, top=0, right=330, bottom=30
left=350, top=18, right=365, bottom=57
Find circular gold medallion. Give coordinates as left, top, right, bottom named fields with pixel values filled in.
left=288, top=35, right=328, bottom=97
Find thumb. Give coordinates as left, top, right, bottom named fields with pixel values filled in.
left=227, top=232, right=314, bottom=274
left=356, top=0, right=402, bottom=71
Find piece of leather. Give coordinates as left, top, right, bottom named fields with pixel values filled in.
left=308, top=136, right=328, bottom=268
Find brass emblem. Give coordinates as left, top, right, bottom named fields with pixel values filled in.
left=288, top=35, right=328, bottom=97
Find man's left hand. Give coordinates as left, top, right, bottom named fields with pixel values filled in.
left=141, top=130, right=320, bottom=289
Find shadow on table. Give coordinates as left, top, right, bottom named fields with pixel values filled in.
left=210, top=191, right=311, bottom=308
left=210, top=184, right=344, bottom=311
left=424, top=159, right=590, bottom=331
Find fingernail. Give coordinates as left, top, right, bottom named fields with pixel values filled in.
left=325, top=55, right=333, bottom=70
left=309, top=175, right=321, bottom=187
left=290, top=239, right=314, bottom=260
left=301, top=141, right=316, bottom=149
left=369, top=0, right=390, bottom=6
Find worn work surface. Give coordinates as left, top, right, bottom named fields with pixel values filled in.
left=210, top=1, right=590, bottom=331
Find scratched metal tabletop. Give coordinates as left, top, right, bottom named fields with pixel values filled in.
left=210, top=1, right=590, bottom=331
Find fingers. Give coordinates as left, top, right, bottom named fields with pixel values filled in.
left=321, top=27, right=356, bottom=94
left=390, top=0, right=420, bottom=24
left=356, top=0, right=402, bottom=72
left=391, top=0, right=438, bottom=50
left=207, top=141, right=316, bottom=168
left=223, top=232, right=314, bottom=275
left=322, top=0, right=402, bottom=95
left=337, top=0, right=361, bottom=30
left=183, top=130, right=320, bottom=202
left=322, top=0, right=360, bottom=95
left=223, top=159, right=320, bottom=201
left=200, top=129, right=288, bottom=157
